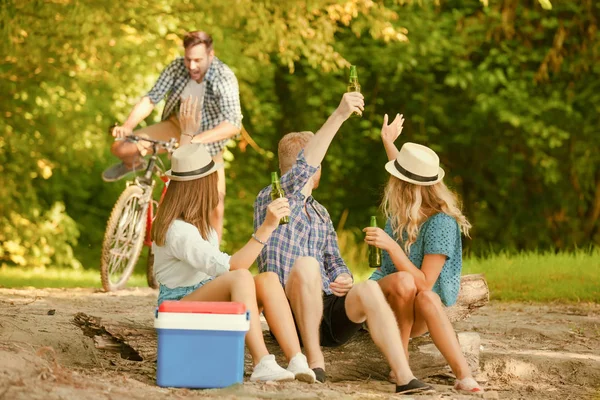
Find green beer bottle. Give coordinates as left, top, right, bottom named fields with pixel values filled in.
left=347, top=65, right=362, bottom=118
left=368, top=216, right=382, bottom=268
left=271, top=172, right=289, bottom=225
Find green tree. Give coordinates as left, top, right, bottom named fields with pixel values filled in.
left=4, top=0, right=598, bottom=273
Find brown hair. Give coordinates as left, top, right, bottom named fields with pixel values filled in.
left=151, top=172, right=219, bottom=246
left=278, top=131, right=314, bottom=174
left=183, top=31, right=213, bottom=51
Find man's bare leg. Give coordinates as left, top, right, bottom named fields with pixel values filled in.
left=344, top=280, right=416, bottom=386
left=284, top=257, right=324, bottom=369
left=211, top=192, right=225, bottom=244
left=110, top=141, right=142, bottom=169
left=105, top=117, right=180, bottom=180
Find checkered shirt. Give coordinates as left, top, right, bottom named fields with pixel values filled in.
left=146, top=56, right=242, bottom=156
left=253, top=150, right=352, bottom=295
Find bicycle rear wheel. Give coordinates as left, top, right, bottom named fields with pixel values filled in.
left=101, top=185, right=149, bottom=291
left=146, top=246, right=158, bottom=289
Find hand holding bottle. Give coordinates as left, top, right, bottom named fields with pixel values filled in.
left=363, top=225, right=399, bottom=254
left=335, top=92, right=365, bottom=120
left=270, top=172, right=290, bottom=225
left=264, top=198, right=291, bottom=232
left=366, top=216, right=382, bottom=268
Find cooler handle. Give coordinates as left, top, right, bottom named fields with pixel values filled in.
left=246, top=311, right=250, bottom=321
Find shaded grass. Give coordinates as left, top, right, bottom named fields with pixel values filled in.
left=0, top=266, right=148, bottom=289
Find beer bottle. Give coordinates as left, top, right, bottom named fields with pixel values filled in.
left=368, top=216, right=382, bottom=268
left=271, top=172, right=289, bottom=225
left=347, top=65, right=362, bottom=118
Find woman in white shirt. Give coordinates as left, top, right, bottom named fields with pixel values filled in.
left=151, top=97, right=315, bottom=383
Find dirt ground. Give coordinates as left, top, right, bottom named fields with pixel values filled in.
left=0, top=287, right=598, bottom=400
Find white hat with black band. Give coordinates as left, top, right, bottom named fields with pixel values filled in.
left=165, top=144, right=220, bottom=181
left=384, top=142, right=445, bottom=186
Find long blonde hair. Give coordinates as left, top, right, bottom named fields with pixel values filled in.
left=151, top=172, right=219, bottom=246
left=382, top=176, right=471, bottom=255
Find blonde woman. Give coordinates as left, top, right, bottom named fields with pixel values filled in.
left=363, top=114, right=483, bottom=394
left=151, top=98, right=316, bottom=383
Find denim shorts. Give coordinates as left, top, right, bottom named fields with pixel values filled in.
left=157, top=277, right=214, bottom=307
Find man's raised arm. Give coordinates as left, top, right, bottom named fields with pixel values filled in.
left=303, top=92, right=364, bottom=168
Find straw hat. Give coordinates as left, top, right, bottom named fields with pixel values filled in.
left=165, top=144, right=220, bottom=181
left=385, top=142, right=445, bottom=186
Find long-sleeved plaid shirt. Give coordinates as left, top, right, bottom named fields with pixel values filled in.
left=146, top=56, right=242, bottom=156
left=253, top=150, right=352, bottom=295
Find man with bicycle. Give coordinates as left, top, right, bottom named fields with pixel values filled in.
left=102, top=31, right=242, bottom=242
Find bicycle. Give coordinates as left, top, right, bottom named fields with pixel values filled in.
left=100, top=132, right=177, bottom=292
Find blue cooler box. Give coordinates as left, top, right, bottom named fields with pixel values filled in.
left=154, top=301, right=249, bottom=388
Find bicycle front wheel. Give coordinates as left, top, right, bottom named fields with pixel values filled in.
left=101, top=185, right=149, bottom=291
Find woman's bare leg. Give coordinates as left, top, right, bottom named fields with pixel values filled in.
left=254, top=272, right=301, bottom=361
left=410, top=290, right=472, bottom=380
left=182, top=269, right=268, bottom=365
left=377, top=272, right=417, bottom=359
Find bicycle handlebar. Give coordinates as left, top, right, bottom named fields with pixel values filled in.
left=108, top=124, right=177, bottom=152
left=125, top=135, right=176, bottom=147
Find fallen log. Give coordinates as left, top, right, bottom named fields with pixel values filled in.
left=73, top=312, right=152, bottom=362
left=73, top=274, right=489, bottom=384
left=446, top=273, right=489, bottom=323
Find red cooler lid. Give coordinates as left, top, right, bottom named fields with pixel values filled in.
left=158, top=301, right=247, bottom=314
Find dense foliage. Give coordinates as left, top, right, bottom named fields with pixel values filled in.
left=2, top=0, right=598, bottom=270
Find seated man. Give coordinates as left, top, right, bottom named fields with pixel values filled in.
left=253, top=92, right=432, bottom=394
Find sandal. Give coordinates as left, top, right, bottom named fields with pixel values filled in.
left=396, top=378, right=435, bottom=394
left=312, top=367, right=326, bottom=383
left=454, top=377, right=484, bottom=394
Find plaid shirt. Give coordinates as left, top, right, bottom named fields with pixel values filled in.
left=253, top=150, right=352, bottom=295
left=146, top=56, right=242, bottom=156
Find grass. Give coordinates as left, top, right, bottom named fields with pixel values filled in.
left=461, top=250, right=600, bottom=302
left=0, top=266, right=148, bottom=289
left=340, top=228, right=600, bottom=302
left=2, top=236, right=599, bottom=303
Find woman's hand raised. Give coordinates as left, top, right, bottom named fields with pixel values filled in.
left=179, top=96, right=202, bottom=138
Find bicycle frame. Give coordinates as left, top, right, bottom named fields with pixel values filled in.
left=102, top=131, right=175, bottom=291
left=135, top=140, right=172, bottom=248
left=144, top=175, right=169, bottom=247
